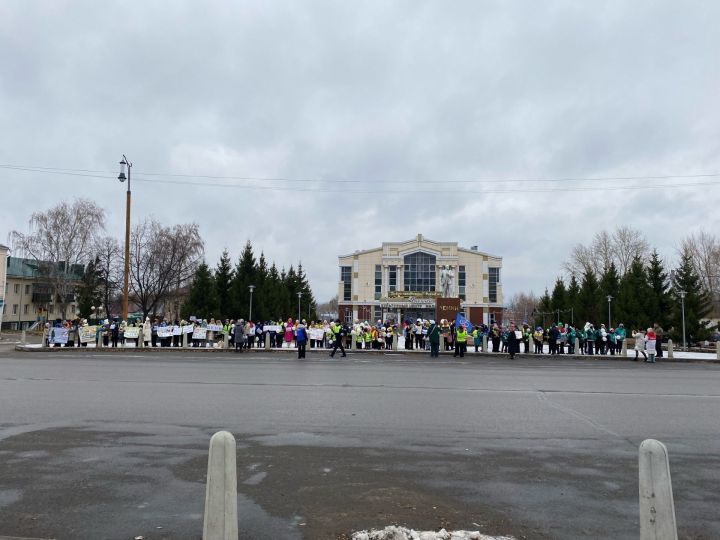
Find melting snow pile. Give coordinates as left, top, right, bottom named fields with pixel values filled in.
left=352, top=526, right=515, bottom=540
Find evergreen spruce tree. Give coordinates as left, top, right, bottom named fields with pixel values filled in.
left=229, top=241, right=257, bottom=318
left=566, top=275, right=581, bottom=327
left=296, top=262, right=318, bottom=320
left=182, top=262, right=218, bottom=320
left=646, top=250, right=672, bottom=328
left=670, top=250, right=712, bottom=344
left=214, top=249, right=232, bottom=320
left=578, top=269, right=602, bottom=325
left=266, top=263, right=284, bottom=321
left=76, top=257, right=103, bottom=320
left=615, top=257, right=652, bottom=329
left=253, top=252, right=269, bottom=321
left=550, top=278, right=567, bottom=324
left=599, top=262, right=621, bottom=327
left=535, top=288, right=552, bottom=328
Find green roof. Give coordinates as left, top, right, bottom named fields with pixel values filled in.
left=6, top=257, right=84, bottom=280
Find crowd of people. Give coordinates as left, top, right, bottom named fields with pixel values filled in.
left=41, top=315, right=669, bottom=363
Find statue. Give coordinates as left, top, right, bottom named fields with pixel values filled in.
left=440, top=265, right=455, bottom=297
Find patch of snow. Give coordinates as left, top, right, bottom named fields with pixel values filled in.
left=351, top=526, right=515, bottom=540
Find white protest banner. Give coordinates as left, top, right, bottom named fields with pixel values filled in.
left=52, top=327, right=69, bottom=345
left=79, top=326, right=97, bottom=344
left=192, top=327, right=208, bottom=340
left=172, top=326, right=182, bottom=336
left=124, top=327, right=140, bottom=339
left=157, top=327, right=174, bottom=338
left=183, top=324, right=194, bottom=334
left=308, top=328, right=325, bottom=341
left=263, top=325, right=281, bottom=333
left=207, top=324, right=223, bottom=332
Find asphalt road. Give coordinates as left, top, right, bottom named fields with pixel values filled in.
left=0, top=346, right=718, bottom=539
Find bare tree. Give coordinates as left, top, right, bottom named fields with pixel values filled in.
left=564, top=226, right=650, bottom=277
left=317, top=295, right=339, bottom=318
left=507, top=291, right=539, bottom=323
left=681, top=231, right=720, bottom=313
left=613, top=225, right=650, bottom=275
left=94, top=236, right=122, bottom=318
left=129, top=218, right=204, bottom=318
left=9, top=199, right=105, bottom=319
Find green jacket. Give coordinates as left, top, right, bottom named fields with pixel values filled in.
left=428, top=324, right=441, bottom=344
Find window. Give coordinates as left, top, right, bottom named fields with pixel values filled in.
left=24, top=304, right=29, bottom=315
left=340, top=266, right=352, bottom=302
left=374, top=265, right=382, bottom=300
left=459, top=265, right=466, bottom=301
left=388, top=265, right=397, bottom=292
left=25, top=284, right=31, bottom=295
left=14, top=284, right=19, bottom=294
left=403, top=252, right=436, bottom=292
left=489, top=267, right=500, bottom=303
left=12, top=304, right=18, bottom=315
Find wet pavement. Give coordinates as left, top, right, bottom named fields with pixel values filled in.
left=0, top=348, right=719, bottom=539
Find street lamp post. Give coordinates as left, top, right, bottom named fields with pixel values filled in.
left=297, top=292, right=302, bottom=321
left=117, top=156, right=132, bottom=322
left=679, top=290, right=687, bottom=350
left=248, top=285, right=255, bottom=321
left=607, top=295, right=613, bottom=328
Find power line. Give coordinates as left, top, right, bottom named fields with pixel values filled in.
left=1, top=163, right=719, bottom=193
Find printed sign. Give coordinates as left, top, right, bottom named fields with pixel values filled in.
left=206, top=324, right=223, bottom=332
left=263, top=325, right=281, bottom=332
left=124, top=327, right=140, bottom=339
left=172, top=326, right=182, bottom=336
left=192, top=328, right=208, bottom=340
left=157, top=327, right=174, bottom=338
left=308, top=328, right=325, bottom=340
left=79, top=325, right=97, bottom=343
left=52, top=327, right=69, bottom=345
left=183, top=324, right=194, bottom=334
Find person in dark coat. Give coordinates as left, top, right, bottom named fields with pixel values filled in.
left=507, top=322, right=521, bottom=359
left=427, top=319, right=441, bottom=358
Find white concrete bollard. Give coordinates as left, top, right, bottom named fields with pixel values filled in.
left=639, top=439, right=677, bottom=540
left=21, top=330, right=26, bottom=345
left=621, top=339, right=627, bottom=357
left=182, top=331, right=188, bottom=348
left=203, top=431, right=238, bottom=540
left=667, top=339, right=674, bottom=359
left=574, top=337, right=580, bottom=354
left=716, top=340, right=719, bottom=361
left=482, top=335, right=488, bottom=352
left=264, top=332, right=270, bottom=350
left=392, top=334, right=398, bottom=351
left=224, top=333, right=229, bottom=349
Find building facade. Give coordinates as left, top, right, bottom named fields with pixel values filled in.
left=1, top=256, right=82, bottom=330
left=337, top=234, right=503, bottom=325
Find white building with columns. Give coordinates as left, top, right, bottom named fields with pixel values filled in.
left=337, top=234, right=503, bottom=325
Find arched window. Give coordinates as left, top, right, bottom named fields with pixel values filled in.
left=403, top=252, right=436, bottom=292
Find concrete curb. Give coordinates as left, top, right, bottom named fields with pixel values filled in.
left=12, top=344, right=719, bottom=363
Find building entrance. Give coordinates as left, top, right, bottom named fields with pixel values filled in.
left=402, top=308, right=435, bottom=323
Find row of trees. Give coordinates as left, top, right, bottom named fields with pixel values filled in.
left=182, top=241, right=317, bottom=322
left=10, top=198, right=316, bottom=322
left=509, top=226, right=717, bottom=343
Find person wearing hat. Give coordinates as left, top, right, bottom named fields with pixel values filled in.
left=296, top=320, right=308, bottom=359
left=427, top=319, right=441, bottom=357
left=453, top=324, right=468, bottom=357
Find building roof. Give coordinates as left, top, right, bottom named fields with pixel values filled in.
left=339, top=234, right=501, bottom=260
left=6, top=256, right=84, bottom=280
left=0, top=244, right=9, bottom=251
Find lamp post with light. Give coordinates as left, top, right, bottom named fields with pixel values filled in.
left=607, top=295, right=613, bottom=328
left=117, top=156, right=132, bottom=322
left=248, top=285, right=255, bottom=321
left=679, top=290, right=687, bottom=350
left=297, top=291, right=302, bottom=321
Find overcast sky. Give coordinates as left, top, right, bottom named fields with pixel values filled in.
left=1, top=0, right=719, bottom=303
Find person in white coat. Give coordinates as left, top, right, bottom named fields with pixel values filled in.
left=142, top=316, right=152, bottom=347
left=632, top=329, right=647, bottom=361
